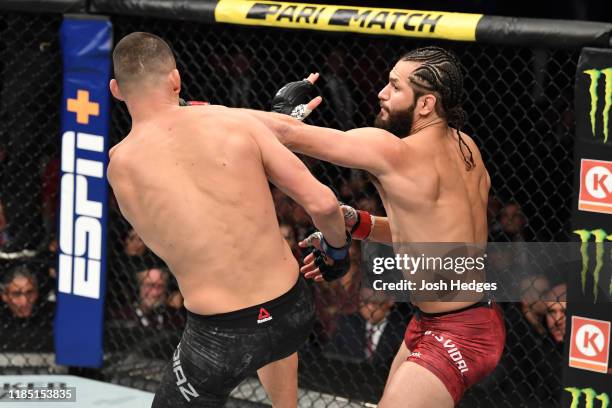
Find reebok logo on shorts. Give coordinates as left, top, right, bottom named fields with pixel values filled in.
left=257, top=307, right=273, bottom=324
left=425, top=330, right=469, bottom=374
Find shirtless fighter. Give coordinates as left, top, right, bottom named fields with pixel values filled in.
left=252, top=47, right=506, bottom=407
left=107, top=32, right=351, bottom=407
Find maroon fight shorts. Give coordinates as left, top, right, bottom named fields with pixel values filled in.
left=404, top=301, right=505, bottom=405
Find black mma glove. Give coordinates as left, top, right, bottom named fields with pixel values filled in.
left=271, top=79, right=316, bottom=121
left=308, top=231, right=352, bottom=282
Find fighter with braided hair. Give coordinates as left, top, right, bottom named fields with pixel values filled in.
left=250, top=46, right=505, bottom=407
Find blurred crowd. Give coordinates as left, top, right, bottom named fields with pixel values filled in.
left=0, top=164, right=568, bottom=401
left=0, top=35, right=570, bottom=401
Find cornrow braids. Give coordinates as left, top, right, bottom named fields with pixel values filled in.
left=401, top=46, right=475, bottom=170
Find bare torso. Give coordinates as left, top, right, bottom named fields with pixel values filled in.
left=107, top=106, right=298, bottom=315
left=375, top=126, right=489, bottom=313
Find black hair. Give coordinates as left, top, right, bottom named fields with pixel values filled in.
left=1, top=264, right=37, bottom=291
left=401, top=46, right=475, bottom=170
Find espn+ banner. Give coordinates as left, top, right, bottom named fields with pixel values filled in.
left=55, top=17, right=112, bottom=367
left=562, top=47, right=612, bottom=408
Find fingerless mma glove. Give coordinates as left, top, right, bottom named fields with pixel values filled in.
left=314, top=232, right=352, bottom=282
left=271, top=80, right=316, bottom=121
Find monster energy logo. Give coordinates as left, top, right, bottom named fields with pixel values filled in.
left=573, top=229, right=612, bottom=301
left=565, top=387, right=610, bottom=408
left=583, top=68, right=612, bottom=144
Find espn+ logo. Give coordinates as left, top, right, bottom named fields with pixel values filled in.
left=58, top=131, right=105, bottom=299
left=584, top=67, right=611, bottom=144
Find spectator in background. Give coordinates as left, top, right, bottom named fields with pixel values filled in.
left=324, top=288, right=406, bottom=368
left=544, top=283, right=566, bottom=344
left=291, top=204, right=314, bottom=241
left=45, top=235, right=58, bottom=280
left=1, top=265, right=40, bottom=320
left=323, top=48, right=355, bottom=130
left=227, top=50, right=253, bottom=108
left=109, top=226, right=162, bottom=303
left=519, top=275, right=550, bottom=336
left=348, top=170, right=379, bottom=204
left=0, top=200, right=9, bottom=247
left=337, top=179, right=354, bottom=204
left=41, top=156, right=59, bottom=236
left=0, top=265, right=54, bottom=336
left=0, top=265, right=54, bottom=350
left=312, top=241, right=362, bottom=345
left=125, top=227, right=147, bottom=257
left=280, top=223, right=301, bottom=263
left=113, top=267, right=184, bottom=330
left=115, top=226, right=161, bottom=272
left=356, top=196, right=381, bottom=216
left=272, top=186, right=296, bottom=224
left=487, top=194, right=503, bottom=239
left=496, top=201, right=528, bottom=242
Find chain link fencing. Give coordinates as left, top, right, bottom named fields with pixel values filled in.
left=0, top=11, right=64, bottom=374
left=0, top=9, right=577, bottom=407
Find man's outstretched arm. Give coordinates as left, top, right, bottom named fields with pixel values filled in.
left=247, top=110, right=404, bottom=176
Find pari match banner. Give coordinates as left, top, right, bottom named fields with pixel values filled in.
left=55, top=16, right=112, bottom=367
left=562, top=47, right=612, bottom=408
left=214, top=0, right=483, bottom=41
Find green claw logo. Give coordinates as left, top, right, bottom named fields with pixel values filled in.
left=565, top=387, right=609, bottom=408
left=584, top=68, right=612, bottom=144
left=573, top=229, right=612, bottom=302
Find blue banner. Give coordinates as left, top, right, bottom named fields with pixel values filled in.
left=55, top=17, right=112, bottom=367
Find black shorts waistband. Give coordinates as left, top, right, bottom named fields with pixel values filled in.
left=416, top=300, right=492, bottom=319
left=186, top=277, right=305, bottom=329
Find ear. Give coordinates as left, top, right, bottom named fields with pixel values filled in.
left=109, top=79, right=124, bottom=101
left=416, top=94, right=437, bottom=116
left=169, top=69, right=181, bottom=95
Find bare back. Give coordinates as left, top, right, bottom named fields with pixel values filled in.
left=108, top=106, right=298, bottom=314
left=378, top=127, right=489, bottom=243
left=377, top=127, right=489, bottom=312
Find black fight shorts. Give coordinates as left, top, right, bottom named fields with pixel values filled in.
left=151, top=277, right=315, bottom=407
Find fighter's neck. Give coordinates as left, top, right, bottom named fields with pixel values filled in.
left=408, top=118, right=446, bottom=136
left=125, top=95, right=179, bottom=124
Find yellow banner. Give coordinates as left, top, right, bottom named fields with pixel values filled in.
left=215, top=0, right=482, bottom=41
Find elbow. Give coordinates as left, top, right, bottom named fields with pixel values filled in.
left=276, top=118, right=301, bottom=150
left=305, top=187, right=338, bottom=219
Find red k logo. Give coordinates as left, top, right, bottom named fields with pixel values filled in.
left=569, top=315, right=610, bottom=373
left=579, top=159, right=612, bottom=214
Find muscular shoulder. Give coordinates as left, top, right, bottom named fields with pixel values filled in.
left=458, top=131, right=490, bottom=189
left=346, top=127, right=402, bottom=144
left=193, top=106, right=262, bottom=156
left=345, top=127, right=407, bottom=166
left=194, top=105, right=254, bottom=135
left=457, top=131, right=484, bottom=165
left=107, top=140, right=135, bottom=186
